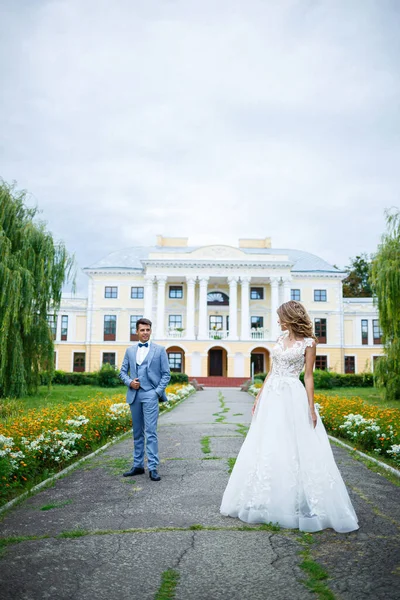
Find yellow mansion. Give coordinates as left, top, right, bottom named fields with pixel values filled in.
left=53, top=236, right=383, bottom=379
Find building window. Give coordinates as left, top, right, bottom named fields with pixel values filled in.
left=130, top=315, right=143, bottom=341
left=103, top=352, right=116, bottom=366
left=345, top=356, right=356, bottom=374
left=169, top=286, right=183, bottom=299
left=207, top=291, right=229, bottom=305
left=373, top=320, right=383, bottom=344
left=361, top=319, right=369, bottom=345
left=169, top=315, right=183, bottom=329
left=131, top=286, right=144, bottom=299
left=104, top=315, right=117, bottom=341
left=314, top=318, right=327, bottom=344
left=251, top=316, right=264, bottom=329
left=168, top=352, right=183, bottom=373
left=73, top=352, right=85, bottom=372
left=291, top=289, right=301, bottom=301
left=61, top=315, right=68, bottom=341
left=210, top=315, right=223, bottom=331
left=315, top=355, right=328, bottom=370
left=314, top=289, right=327, bottom=302
left=47, top=315, right=57, bottom=340
left=105, top=286, right=118, bottom=298
left=250, top=287, right=264, bottom=300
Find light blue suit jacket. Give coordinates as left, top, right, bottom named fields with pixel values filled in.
left=119, top=342, right=171, bottom=404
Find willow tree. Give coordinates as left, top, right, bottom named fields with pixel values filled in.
left=371, top=209, right=400, bottom=401
left=0, top=182, right=75, bottom=398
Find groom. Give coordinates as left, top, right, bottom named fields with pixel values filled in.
left=119, top=318, right=170, bottom=481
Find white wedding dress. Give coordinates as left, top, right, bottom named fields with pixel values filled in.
left=220, top=332, right=359, bottom=533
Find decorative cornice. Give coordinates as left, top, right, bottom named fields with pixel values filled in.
left=84, top=265, right=345, bottom=279
left=291, top=272, right=346, bottom=280
left=141, top=259, right=293, bottom=269
left=83, top=268, right=144, bottom=276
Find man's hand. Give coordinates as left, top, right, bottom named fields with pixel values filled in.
left=130, top=378, right=140, bottom=390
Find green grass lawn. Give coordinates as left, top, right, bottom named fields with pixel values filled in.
left=1, top=385, right=126, bottom=414
left=318, top=387, right=400, bottom=410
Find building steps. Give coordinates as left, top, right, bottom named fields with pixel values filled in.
left=194, top=376, right=250, bottom=387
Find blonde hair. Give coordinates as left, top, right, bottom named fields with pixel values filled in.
left=277, top=301, right=318, bottom=342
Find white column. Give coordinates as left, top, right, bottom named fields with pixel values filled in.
left=155, top=275, right=167, bottom=339
left=270, top=277, right=280, bottom=341
left=282, top=277, right=292, bottom=303
left=85, top=276, right=94, bottom=370
left=198, top=276, right=209, bottom=339
left=240, top=276, right=250, bottom=340
left=144, top=275, right=154, bottom=321
left=228, top=276, right=239, bottom=340
left=185, top=276, right=196, bottom=339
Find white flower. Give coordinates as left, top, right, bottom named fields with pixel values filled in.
left=65, top=415, right=90, bottom=427
left=387, top=444, right=400, bottom=456
left=106, top=403, right=130, bottom=420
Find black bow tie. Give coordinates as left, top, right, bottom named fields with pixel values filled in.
left=138, top=342, right=149, bottom=348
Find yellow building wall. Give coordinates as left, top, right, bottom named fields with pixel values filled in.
left=76, top=316, right=87, bottom=342
left=343, top=347, right=384, bottom=373
left=227, top=355, right=235, bottom=377
left=86, top=344, right=127, bottom=372
left=324, top=348, right=343, bottom=373
left=117, top=312, right=130, bottom=341
left=56, top=345, right=86, bottom=372
left=344, top=320, right=354, bottom=345
left=300, top=277, right=340, bottom=311
left=201, top=354, right=208, bottom=377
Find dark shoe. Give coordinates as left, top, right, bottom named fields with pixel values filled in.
left=123, top=466, right=145, bottom=477
left=149, top=470, right=161, bottom=481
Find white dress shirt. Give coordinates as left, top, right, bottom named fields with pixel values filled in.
left=136, top=341, right=151, bottom=365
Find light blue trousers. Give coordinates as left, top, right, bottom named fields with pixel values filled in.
left=129, top=388, right=159, bottom=471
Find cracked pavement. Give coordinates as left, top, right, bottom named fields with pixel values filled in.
left=0, top=387, right=399, bottom=599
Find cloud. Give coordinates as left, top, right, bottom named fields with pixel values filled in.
left=0, top=0, right=399, bottom=293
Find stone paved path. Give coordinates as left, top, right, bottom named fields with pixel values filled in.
left=0, top=388, right=399, bottom=599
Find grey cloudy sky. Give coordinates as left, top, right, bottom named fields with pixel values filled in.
left=1, top=0, right=399, bottom=294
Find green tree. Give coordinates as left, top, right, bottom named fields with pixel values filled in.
left=342, top=253, right=373, bottom=297
left=0, top=182, right=75, bottom=398
left=371, top=209, right=400, bottom=401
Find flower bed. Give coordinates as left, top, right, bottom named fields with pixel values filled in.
left=248, top=383, right=400, bottom=466
left=315, top=393, right=400, bottom=466
left=0, top=383, right=194, bottom=504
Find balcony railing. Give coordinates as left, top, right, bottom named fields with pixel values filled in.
left=208, top=329, right=229, bottom=340
left=250, top=328, right=269, bottom=340
left=163, top=328, right=269, bottom=340
left=166, top=329, right=185, bottom=339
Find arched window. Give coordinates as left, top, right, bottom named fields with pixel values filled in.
left=207, top=291, right=229, bottom=306
left=167, top=346, right=185, bottom=373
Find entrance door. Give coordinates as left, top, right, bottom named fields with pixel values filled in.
left=251, top=353, right=264, bottom=375
left=209, top=349, right=223, bottom=376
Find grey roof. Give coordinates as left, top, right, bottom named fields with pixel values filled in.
left=84, top=245, right=343, bottom=274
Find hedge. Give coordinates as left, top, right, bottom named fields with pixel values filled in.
left=253, top=371, right=374, bottom=389
left=40, top=369, right=189, bottom=387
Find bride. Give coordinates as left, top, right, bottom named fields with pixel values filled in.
left=220, top=300, right=359, bottom=533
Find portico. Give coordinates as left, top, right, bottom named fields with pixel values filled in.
left=143, top=272, right=290, bottom=342
left=142, top=243, right=293, bottom=342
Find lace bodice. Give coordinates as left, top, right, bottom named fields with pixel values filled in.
left=270, top=332, right=314, bottom=378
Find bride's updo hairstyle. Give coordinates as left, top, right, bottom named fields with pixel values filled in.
left=277, top=301, right=318, bottom=342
